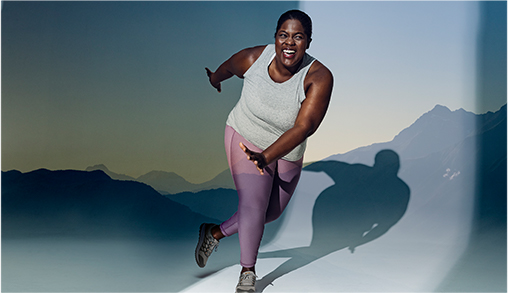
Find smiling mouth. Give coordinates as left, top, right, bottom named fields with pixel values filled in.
left=283, top=49, right=296, bottom=58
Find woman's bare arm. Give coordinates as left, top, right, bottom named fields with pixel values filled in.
left=206, top=46, right=265, bottom=92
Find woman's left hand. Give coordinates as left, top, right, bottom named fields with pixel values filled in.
left=239, top=142, right=268, bottom=175
left=205, top=67, right=222, bottom=93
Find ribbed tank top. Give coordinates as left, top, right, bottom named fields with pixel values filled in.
left=226, top=44, right=316, bottom=161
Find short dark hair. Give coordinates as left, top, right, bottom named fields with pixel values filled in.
left=275, top=10, right=312, bottom=42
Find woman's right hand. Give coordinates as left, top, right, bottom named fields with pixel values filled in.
left=205, top=67, right=222, bottom=93
left=239, top=142, right=268, bottom=175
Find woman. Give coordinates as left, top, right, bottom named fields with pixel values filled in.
left=195, top=9, right=333, bottom=292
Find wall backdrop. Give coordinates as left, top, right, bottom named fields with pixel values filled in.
left=2, top=1, right=506, bottom=292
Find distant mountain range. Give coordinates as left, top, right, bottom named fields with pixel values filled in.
left=2, top=104, right=505, bottom=242
left=321, top=103, right=506, bottom=234
left=167, top=188, right=238, bottom=222
left=81, top=104, right=505, bottom=197
left=85, top=164, right=235, bottom=194
left=325, top=104, right=506, bottom=165
left=1, top=168, right=217, bottom=239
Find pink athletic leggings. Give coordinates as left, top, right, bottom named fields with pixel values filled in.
left=220, top=126, right=303, bottom=268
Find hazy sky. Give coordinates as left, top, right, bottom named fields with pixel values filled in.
left=2, top=1, right=506, bottom=183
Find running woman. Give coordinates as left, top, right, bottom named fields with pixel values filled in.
left=196, top=9, right=333, bottom=292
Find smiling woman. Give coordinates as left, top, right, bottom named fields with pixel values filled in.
left=271, top=19, right=309, bottom=81
left=196, top=9, right=333, bottom=293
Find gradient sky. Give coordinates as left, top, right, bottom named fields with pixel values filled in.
left=2, top=1, right=506, bottom=183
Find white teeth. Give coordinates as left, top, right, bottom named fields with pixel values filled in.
left=283, top=49, right=295, bottom=54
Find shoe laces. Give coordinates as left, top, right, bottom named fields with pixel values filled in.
left=238, top=271, right=256, bottom=286
left=201, top=231, right=219, bottom=257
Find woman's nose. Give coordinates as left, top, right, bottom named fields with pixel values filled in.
left=284, top=37, right=295, bottom=46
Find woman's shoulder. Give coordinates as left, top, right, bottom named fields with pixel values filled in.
left=236, top=45, right=268, bottom=64
left=307, top=60, right=333, bottom=84
left=231, top=45, right=269, bottom=77
left=302, top=59, right=333, bottom=103
left=244, top=44, right=269, bottom=54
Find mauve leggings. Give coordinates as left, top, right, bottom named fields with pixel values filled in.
left=220, top=126, right=303, bottom=267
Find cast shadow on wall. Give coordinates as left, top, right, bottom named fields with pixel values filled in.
left=256, top=150, right=410, bottom=292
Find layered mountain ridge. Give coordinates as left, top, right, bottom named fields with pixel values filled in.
left=85, top=163, right=235, bottom=194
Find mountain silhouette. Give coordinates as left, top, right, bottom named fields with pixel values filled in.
left=326, top=104, right=506, bottom=166
left=137, top=170, right=198, bottom=194
left=85, top=164, right=135, bottom=181
left=1, top=168, right=217, bottom=239
left=168, top=188, right=238, bottom=222
left=85, top=165, right=235, bottom=194
left=196, top=168, right=236, bottom=192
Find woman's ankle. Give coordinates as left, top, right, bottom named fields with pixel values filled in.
left=241, top=266, right=255, bottom=274
left=211, top=225, right=225, bottom=240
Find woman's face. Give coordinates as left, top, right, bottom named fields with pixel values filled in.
left=274, top=19, right=310, bottom=72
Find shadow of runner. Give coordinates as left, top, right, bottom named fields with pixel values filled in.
left=257, top=150, right=410, bottom=292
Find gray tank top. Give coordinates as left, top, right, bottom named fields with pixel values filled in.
left=226, top=44, right=316, bottom=161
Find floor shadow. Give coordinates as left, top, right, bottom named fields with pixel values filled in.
left=257, top=150, right=410, bottom=292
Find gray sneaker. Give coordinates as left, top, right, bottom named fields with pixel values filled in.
left=236, top=271, right=256, bottom=293
left=195, top=223, right=219, bottom=268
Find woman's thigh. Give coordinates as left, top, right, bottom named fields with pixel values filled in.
left=225, top=126, right=276, bottom=210
left=266, top=157, right=303, bottom=222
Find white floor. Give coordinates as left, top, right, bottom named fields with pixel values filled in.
left=181, top=170, right=474, bottom=292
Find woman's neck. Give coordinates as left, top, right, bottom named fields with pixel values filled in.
left=269, top=57, right=304, bottom=83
